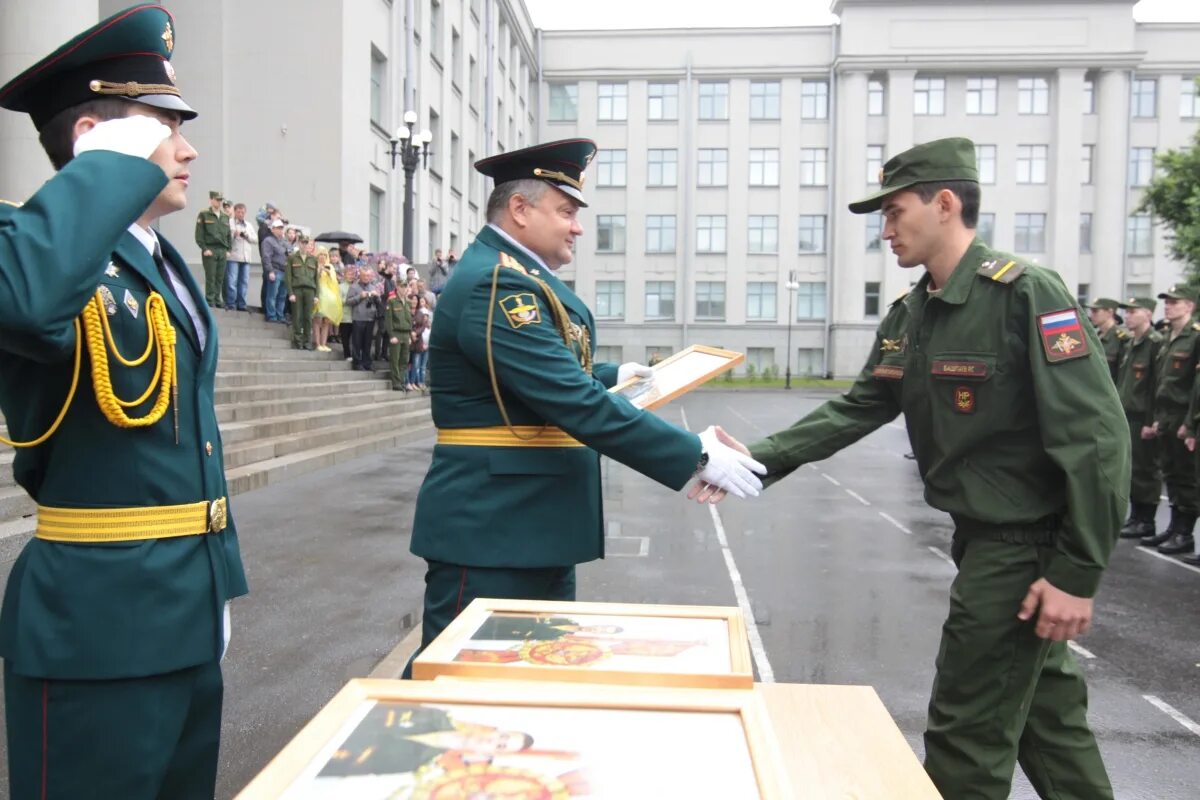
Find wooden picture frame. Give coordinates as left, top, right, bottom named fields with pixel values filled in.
left=235, top=678, right=792, bottom=799
left=609, top=344, right=743, bottom=410
left=413, top=598, right=753, bottom=689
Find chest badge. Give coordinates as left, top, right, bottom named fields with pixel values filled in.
left=954, top=386, right=976, bottom=414
left=104, top=261, right=120, bottom=278
left=123, top=289, right=140, bottom=319
left=881, top=338, right=902, bottom=353
left=98, top=285, right=118, bottom=316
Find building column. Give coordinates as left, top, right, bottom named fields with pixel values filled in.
left=0, top=0, right=98, bottom=199
left=881, top=70, right=916, bottom=307
left=1051, top=68, right=1085, bottom=294
left=1093, top=68, right=1130, bottom=298
left=828, top=69, right=870, bottom=377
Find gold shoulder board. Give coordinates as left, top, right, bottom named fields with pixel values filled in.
left=977, top=258, right=1025, bottom=284
left=497, top=251, right=526, bottom=275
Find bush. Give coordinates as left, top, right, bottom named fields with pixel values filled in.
left=745, top=363, right=757, bottom=381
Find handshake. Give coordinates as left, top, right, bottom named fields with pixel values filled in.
left=690, top=425, right=766, bottom=504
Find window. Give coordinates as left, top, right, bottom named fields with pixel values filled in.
left=864, top=282, right=882, bottom=318
left=1017, top=145, right=1048, bottom=184
left=430, top=0, right=443, bottom=62
left=747, top=283, right=777, bottom=320
left=698, top=81, right=729, bottom=120
left=449, top=132, right=461, bottom=192
left=801, top=80, right=829, bottom=119
left=695, top=282, right=726, bottom=320
left=595, top=281, right=625, bottom=319
left=596, top=150, right=627, bottom=187
left=596, top=215, right=626, bottom=253
left=796, top=348, right=824, bottom=376
left=644, top=281, right=675, bottom=319
left=798, top=215, right=827, bottom=253
left=1131, top=78, right=1157, bottom=118
left=594, top=345, right=621, bottom=363
left=977, top=213, right=995, bottom=247
left=598, top=83, right=628, bottom=121
left=749, top=81, right=781, bottom=120
left=548, top=83, right=577, bottom=122
left=748, top=215, right=779, bottom=254
left=1076, top=284, right=1090, bottom=307
left=467, top=149, right=478, bottom=205
left=1081, top=145, right=1094, bottom=185
left=696, top=215, right=726, bottom=253
left=867, top=145, right=885, bottom=184
left=1083, top=78, right=1095, bottom=114
left=800, top=148, right=828, bottom=186
left=451, top=28, right=462, bottom=88
left=469, top=57, right=479, bottom=108
left=648, top=82, right=679, bottom=120
left=1014, top=213, right=1047, bottom=252
left=370, top=47, right=386, bottom=126
left=975, top=144, right=996, bottom=184
left=746, top=347, right=776, bottom=373
left=866, top=214, right=883, bottom=251
left=1018, top=77, right=1050, bottom=114
left=796, top=282, right=827, bottom=320
left=914, top=77, right=945, bottom=115
left=368, top=187, right=382, bottom=252
left=1129, top=147, right=1155, bottom=186
left=427, top=109, right=441, bottom=175
left=868, top=79, right=885, bottom=115
left=966, top=77, right=998, bottom=115
left=647, top=149, right=678, bottom=187
left=1127, top=214, right=1153, bottom=256
left=497, top=21, right=507, bottom=69
left=749, top=148, right=780, bottom=186
left=1181, top=78, right=1200, bottom=119
left=697, top=148, right=728, bottom=186
left=646, top=215, right=676, bottom=253
left=1080, top=212, right=1093, bottom=254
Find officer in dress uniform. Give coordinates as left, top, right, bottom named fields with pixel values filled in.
left=698, top=138, right=1127, bottom=799
left=1086, top=297, right=1128, bottom=383
left=1116, top=297, right=1164, bottom=540
left=405, top=139, right=764, bottom=668
left=0, top=6, right=247, bottom=798
left=194, top=189, right=231, bottom=308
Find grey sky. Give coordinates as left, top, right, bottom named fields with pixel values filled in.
left=523, top=0, right=1200, bottom=30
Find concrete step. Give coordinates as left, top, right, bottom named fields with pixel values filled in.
left=219, top=395, right=429, bottom=445
left=214, top=358, right=362, bottom=373
left=215, top=368, right=384, bottom=388
left=218, top=344, right=346, bottom=361
left=221, top=408, right=431, bottom=470
left=0, top=453, right=13, bottom=488
left=215, top=388, right=401, bottom=424
left=0, top=516, right=35, bottom=566
left=0, top=485, right=35, bottom=520
left=213, top=378, right=389, bottom=406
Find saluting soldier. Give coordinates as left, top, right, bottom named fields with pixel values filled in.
left=385, top=287, right=414, bottom=390
left=699, top=139, right=1127, bottom=800
left=1116, top=297, right=1164, bottom=540
left=194, top=188, right=231, bottom=308
left=405, top=139, right=764, bottom=668
left=1086, top=297, right=1129, bottom=382
left=1140, top=285, right=1200, bottom=554
left=0, top=6, right=246, bottom=798
left=286, top=236, right=319, bottom=350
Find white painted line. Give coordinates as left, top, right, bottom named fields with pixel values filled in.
left=822, top=473, right=842, bottom=487
left=805, top=464, right=819, bottom=472
left=1068, top=641, right=1096, bottom=660
left=1134, top=547, right=1200, bottom=577
left=888, top=422, right=906, bottom=431
left=879, top=511, right=912, bottom=535
left=1144, top=695, right=1200, bottom=738
left=680, top=407, right=690, bottom=430
left=708, top=504, right=775, bottom=683
left=927, top=546, right=956, bottom=567
left=845, top=489, right=871, bottom=506
left=724, top=404, right=768, bottom=435
left=1161, top=494, right=1169, bottom=502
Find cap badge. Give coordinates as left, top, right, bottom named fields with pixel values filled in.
left=878, top=168, right=885, bottom=184
left=164, top=61, right=176, bottom=85
left=162, top=21, right=174, bottom=54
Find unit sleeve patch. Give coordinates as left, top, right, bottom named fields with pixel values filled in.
left=1037, top=308, right=1089, bottom=363
left=499, top=292, right=541, bottom=328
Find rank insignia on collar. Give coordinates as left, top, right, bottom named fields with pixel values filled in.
left=954, top=385, right=976, bottom=414
left=105, top=262, right=120, bottom=278
left=1037, top=308, right=1088, bottom=363
left=98, top=285, right=118, bottom=316
left=499, top=292, right=540, bottom=328
left=123, top=288, right=140, bottom=319
left=881, top=338, right=902, bottom=353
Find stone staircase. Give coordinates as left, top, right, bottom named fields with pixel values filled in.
left=0, top=312, right=433, bottom=562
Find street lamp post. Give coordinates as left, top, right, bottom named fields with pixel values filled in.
left=785, top=270, right=800, bottom=390
left=387, top=109, right=432, bottom=262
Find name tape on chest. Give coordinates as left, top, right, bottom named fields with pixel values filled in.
left=1037, top=308, right=1089, bottom=363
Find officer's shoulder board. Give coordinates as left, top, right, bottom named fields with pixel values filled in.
left=890, top=289, right=910, bottom=307
left=1116, top=328, right=1131, bottom=340
left=0, top=198, right=22, bottom=208
left=496, top=251, right=527, bottom=275
left=977, top=257, right=1025, bottom=284
left=1193, top=322, right=1200, bottom=333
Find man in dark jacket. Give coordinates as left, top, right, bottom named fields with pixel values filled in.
left=259, top=218, right=288, bottom=322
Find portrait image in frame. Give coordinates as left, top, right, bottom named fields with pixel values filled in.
left=412, top=598, right=754, bottom=689
left=609, top=344, right=743, bottom=411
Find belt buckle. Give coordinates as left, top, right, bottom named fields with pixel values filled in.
left=207, top=498, right=227, bottom=533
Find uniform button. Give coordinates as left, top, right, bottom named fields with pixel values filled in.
left=205, top=441, right=214, bottom=457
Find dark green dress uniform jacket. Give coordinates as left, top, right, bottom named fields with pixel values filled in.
left=411, top=225, right=700, bottom=569
left=1098, top=326, right=1126, bottom=383
left=193, top=206, right=230, bottom=253
left=385, top=295, right=414, bottom=336
left=1117, top=330, right=1162, bottom=424
left=285, top=252, right=317, bottom=292
left=0, top=151, right=247, bottom=680
left=1154, top=325, right=1200, bottom=429
left=749, top=240, right=1128, bottom=598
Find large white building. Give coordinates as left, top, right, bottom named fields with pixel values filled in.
left=1, top=0, right=1198, bottom=376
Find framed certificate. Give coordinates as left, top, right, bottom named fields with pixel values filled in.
left=235, top=678, right=793, bottom=799
left=609, top=345, right=743, bottom=410
left=412, top=598, right=753, bottom=689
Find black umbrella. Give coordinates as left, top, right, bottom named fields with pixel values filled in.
left=314, top=231, right=364, bottom=244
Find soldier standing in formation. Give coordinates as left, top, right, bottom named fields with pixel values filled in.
left=1116, top=297, right=1165, bottom=541
left=194, top=188, right=231, bottom=308
left=1086, top=298, right=1129, bottom=382
left=286, top=236, right=319, bottom=350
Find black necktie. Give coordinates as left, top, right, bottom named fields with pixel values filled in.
left=152, top=242, right=178, bottom=301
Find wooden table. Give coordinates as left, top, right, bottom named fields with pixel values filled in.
left=760, top=683, right=941, bottom=798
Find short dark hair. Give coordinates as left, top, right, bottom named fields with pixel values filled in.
left=911, top=180, right=981, bottom=229
left=37, top=98, right=130, bottom=170
left=233, top=203, right=246, bottom=211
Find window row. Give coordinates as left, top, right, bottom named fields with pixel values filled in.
left=591, top=215, right=830, bottom=254
left=591, top=280, right=831, bottom=321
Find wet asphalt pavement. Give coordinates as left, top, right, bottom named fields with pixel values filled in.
left=3, top=389, right=1195, bottom=799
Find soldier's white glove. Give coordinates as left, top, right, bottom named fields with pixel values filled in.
left=696, top=425, right=767, bottom=499
left=73, top=115, right=172, bottom=160
left=617, top=362, right=654, bottom=384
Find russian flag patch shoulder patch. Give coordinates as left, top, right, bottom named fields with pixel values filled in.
left=1037, top=308, right=1089, bottom=363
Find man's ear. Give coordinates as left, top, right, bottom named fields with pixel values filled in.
left=937, top=188, right=960, bottom=222
left=72, top=114, right=103, bottom=142
left=508, top=193, right=531, bottom=229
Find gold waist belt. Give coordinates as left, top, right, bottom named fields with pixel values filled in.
left=436, top=426, right=584, bottom=448
left=35, top=498, right=228, bottom=543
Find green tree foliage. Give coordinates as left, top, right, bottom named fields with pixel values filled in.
left=1138, top=83, right=1200, bottom=284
